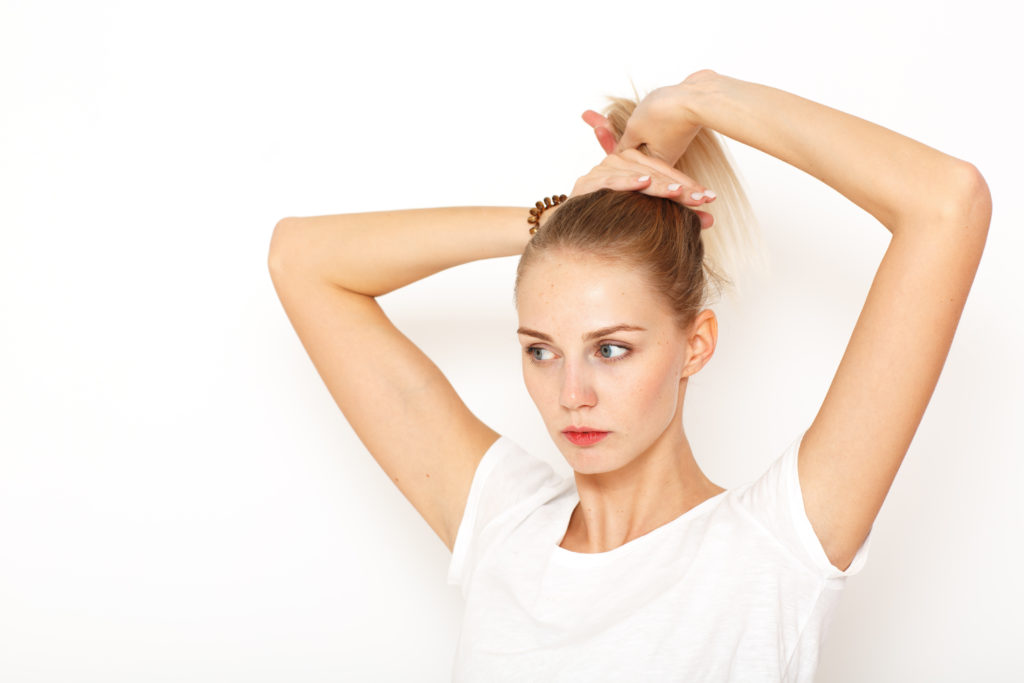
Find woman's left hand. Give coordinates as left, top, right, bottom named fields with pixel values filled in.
left=571, top=148, right=717, bottom=229
left=583, top=74, right=709, bottom=164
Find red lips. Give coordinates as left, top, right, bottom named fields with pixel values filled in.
left=562, top=429, right=609, bottom=446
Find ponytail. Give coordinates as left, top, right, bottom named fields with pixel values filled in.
left=602, top=95, right=759, bottom=292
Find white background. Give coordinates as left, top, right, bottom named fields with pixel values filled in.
left=2, top=0, right=1021, bottom=680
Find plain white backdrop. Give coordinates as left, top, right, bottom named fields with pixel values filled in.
left=2, top=0, right=1021, bottom=680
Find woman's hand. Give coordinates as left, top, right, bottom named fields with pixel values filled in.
left=570, top=149, right=716, bottom=229
left=583, top=70, right=715, bottom=166
left=581, top=109, right=619, bottom=155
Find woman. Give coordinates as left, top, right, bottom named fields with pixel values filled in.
left=267, top=70, right=990, bottom=680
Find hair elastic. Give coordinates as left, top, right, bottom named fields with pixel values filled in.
left=528, top=194, right=568, bottom=235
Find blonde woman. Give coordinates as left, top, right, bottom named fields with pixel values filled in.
left=267, top=70, right=990, bottom=681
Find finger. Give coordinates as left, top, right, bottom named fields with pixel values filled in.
left=634, top=178, right=720, bottom=208
left=608, top=153, right=712, bottom=204
left=582, top=110, right=617, bottom=154
left=572, top=173, right=653, bottom=197
left=593, top=126, right=616, bottom=154
left=617, top=149, right=691, bottom=180
left=581, top=109, right=608, bottom=128
left=647, top=182, right=705, bottom=206
left=681, top=188, right=717, bottom=206
left=694, top=210, right=715, bottom=230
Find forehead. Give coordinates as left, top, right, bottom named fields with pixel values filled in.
left=517, top=252, right=674, bottom=332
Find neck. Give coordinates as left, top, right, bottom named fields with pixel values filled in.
left=560, top=413, right=724, bottom=554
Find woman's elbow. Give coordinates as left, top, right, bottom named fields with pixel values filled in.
left=961, top=162, right=992, bottom=233
left=947, top=162, right=992, bottom=239
left=268, top=217, right=303, bottom=277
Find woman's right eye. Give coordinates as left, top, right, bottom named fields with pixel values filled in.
left=526, top=347, right=555, bottom=361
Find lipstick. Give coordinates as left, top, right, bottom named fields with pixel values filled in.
left=562, top=430, right=609, bottom=446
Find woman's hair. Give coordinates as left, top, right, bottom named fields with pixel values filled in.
left=514, top=94, right=757, bottom=329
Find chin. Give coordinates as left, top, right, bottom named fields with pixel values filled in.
left=557, top=441, right=636, bottom=476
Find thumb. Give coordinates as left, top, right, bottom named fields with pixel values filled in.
left=581, top=109, right=607, bottom=128
left=581, top=110, right=617, bottom=155
left=593, top=126, right=616, bottom=154
left=695, top=210, right=715, bottom=230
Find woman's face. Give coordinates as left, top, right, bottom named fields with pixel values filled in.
left=516, top=250, right=707, bottom=475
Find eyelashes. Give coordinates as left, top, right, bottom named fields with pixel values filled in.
left=597, top=343, right=629, bottom=360
left=524, top=343, right=632, bottom=363
left=527, top=347, right=555, bottom=362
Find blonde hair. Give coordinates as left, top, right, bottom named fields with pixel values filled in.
left=602, top=95, right=757, bottom=284
left=514, top=93, right=757, bottom=328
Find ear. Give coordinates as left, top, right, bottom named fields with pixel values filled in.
left=680, top=309, right=718, bottom=378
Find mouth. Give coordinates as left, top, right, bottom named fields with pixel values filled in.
left=561, top=428, right=610, bottom=447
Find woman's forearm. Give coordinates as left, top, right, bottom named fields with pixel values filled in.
left=268, top=206, right=533, bottom=296
left=680, top=71, right=983, bottom=233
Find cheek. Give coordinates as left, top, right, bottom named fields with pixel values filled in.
left=522, top=363, right=553, bottom=411
left=620, top=374, right=674, bottom=411
left=616, top=355, right=682, bottom=418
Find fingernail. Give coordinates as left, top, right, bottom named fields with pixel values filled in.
left=703, top=190, right=717, bottom=199
left=638, top=175, right=650, bottom=182
left=690, top=192, right=704, bottom=200
left=668, top=183, right=681, bottom=191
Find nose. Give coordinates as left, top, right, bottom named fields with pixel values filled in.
left=559, top=360, right=597, bottom=410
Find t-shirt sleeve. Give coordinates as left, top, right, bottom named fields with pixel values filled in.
left=736, top=431, right=872, bottom=580
left=447, top=436, right=566, bottom=590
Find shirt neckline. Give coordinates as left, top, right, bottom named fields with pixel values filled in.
left=550, top=487, right=729, bottom=566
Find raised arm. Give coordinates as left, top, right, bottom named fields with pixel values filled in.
left=268, top=206, right=531, bottom=551
left=614, top=70, right=991, bottom=571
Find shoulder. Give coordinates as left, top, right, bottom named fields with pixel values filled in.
left=469, top=437, right=568, bottom=513
left=729, top=433, right=872, bottom=579
left=448, top=436, right=570, bottom=586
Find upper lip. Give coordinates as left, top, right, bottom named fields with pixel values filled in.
left=562, top=426, right=607, bottom=433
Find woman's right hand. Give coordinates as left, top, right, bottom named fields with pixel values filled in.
left=570, top=149, right=717, bottom=228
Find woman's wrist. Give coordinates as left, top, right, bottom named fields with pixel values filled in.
left=616, top=73, right=719, bottom=165
left=674, top=69, right=725, bottom=131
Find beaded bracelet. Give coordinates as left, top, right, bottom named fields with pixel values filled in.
left=528, top=194, right=568, bottom=235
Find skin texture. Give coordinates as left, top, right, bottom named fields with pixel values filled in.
left=516, top=249, right=724, bottom=553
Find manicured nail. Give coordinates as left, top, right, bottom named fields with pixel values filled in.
left=638, top=175, right=650, bottom=182
left=668, top=183, right=682, bottom=191
left=703, top=190, right=717, bottom=199
left=690, top=191, right=704, bottom=200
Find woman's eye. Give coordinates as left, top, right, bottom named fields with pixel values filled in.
left=527, top=347, right=555, bottom=361
left=598, top=344, right=629, bottom=360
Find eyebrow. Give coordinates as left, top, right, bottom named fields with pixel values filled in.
left=516, top=324, right=647, bottom=342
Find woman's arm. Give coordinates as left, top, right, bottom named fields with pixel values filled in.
left=618, top=71, right=991, bottom=571
left=270, top=207, right=531, bottom=296
left=617, top=70, right=987, bottom=234
left=268, top=206, right=531, bottom=551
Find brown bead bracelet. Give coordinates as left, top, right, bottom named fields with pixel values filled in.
left=528, top=194, right=568, bottom=235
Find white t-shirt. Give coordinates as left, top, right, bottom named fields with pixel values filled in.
left=447, top=433, right=871, bottom=682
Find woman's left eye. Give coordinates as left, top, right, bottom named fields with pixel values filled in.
left=598, top=344, right=629, bottom=360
